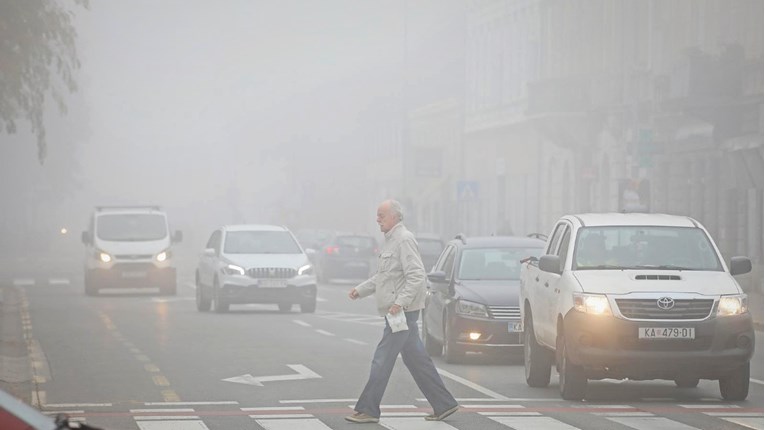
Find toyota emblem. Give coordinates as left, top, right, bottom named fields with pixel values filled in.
left=657, top=297, right=675, bottom=310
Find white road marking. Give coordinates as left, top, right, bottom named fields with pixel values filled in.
left=223, top=364, right=321, bottom=386
left=12, top=278, right=35, bottom=286
left=705, top=412, right=763, bottom=417
left=751, top=378, right=764, bottom=385
left=280, top=398, right=357, bottom=404
left=136, top=421, right=210, bottom=429
left=255, top=418, right=331, bottom=429
left=436, top=368, right=509, bottom=401
left=48, top=278, right=70, bottom=285
left=346, top=405, right=417, bottom=409
left=131, top=409, right=196, bottom=413
left=293, top=320, right=312, bottom=327
left=417, top=397, right=561, bottom=402
left=134, top=415, right=200, bottom=420
left=44, top=403, right=112, bottom=408
left=241, top=407, right=305, bottom=411
left=679, top=404, right=741, bottom=409
left=479, top=412, right=542, bottom=416
left=144, top=401, right=239, bottom=406
left=250, top=414, right=315, bottom=419
left=43, top=411, right=84, bottom=415
left=315, top=329, right=335, bottom=336
left=344, top=338, right=367, bottom=345
left=608, top=416, right=698, bottom=430
left=462, top=404, right=524, bottom=409
left=316, top=297, right=328, bottom=302
left=720, top=417, right=764, bottom=430
left=381, top=412, right=428, bottom=417
left=488, top=416, right=582, bottom=429
left=380, top=417, right=458, bottom=429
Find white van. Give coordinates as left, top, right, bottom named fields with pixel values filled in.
left=81, top=206, right=182, bottom=295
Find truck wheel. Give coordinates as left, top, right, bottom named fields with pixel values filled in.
left=524, top=315, right=552, bottom=387
left=423, top=315, right=443, bottom=357
left=558, top=331, right=587, bottom=400
left=443, top=320, right=464, bottom=364
left=674, top=376, right=700, bottom=388
left=719, top=363, right=749, bottom=401
left=195, top=277, right=211, bottom=312
left=300, top=299, right=316, bottom=313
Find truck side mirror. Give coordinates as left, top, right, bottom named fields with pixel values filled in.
left=173, top=230, right=183, bottom=243
left=539, top=255, right=562, bottom=275
left=81, top=231, right=91, bottom=245
left=730, top=256, right=752, bottom=276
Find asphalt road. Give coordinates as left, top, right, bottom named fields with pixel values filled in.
left=4, top=272, right=763, bottom=430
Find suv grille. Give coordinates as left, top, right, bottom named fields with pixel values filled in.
left=487, top=305, right=521, bottom=320
left=115, top=254, right=153, bottom=260
left=247, top=268, right=296, bottom=279
left=615, top=299, right=714, bottom=320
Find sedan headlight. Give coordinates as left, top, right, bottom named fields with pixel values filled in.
left=573, top=293, right=612, bottom=316
left=718, top=294, right=748, bottom=316
left=298, top=264, right=313, bottom=276
left=222, top=264, right=246, bottom=276
left=96, top=250, right=112, bottom=263
left=455, top=300, right=488, bottom=318
left=156, top=250, right=171, bottom=262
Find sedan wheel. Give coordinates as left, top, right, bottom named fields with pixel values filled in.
left=422, top=315, right=443, bottom=357
left=196, top=277, right=211, bottom=312
left=212, top=280, right=229, bottom=313
left=443, top=319, right=464, bottom=364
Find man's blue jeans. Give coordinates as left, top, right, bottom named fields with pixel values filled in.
left=354, top=310, right=458, bottom=418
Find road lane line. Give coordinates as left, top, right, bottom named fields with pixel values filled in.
left=316, top=297, right=328, bottom=302
left=751, top=378, right=764, bottom=385
left=134, top=416, right=200, bottom=420
left=608, top=416, right=698, bottom=430
left=136, top=421, right=210, bottom=430
left=153, top=375, right=170, bottom=386
left=131, top=408, right=196, bottom=413
left=12, top=278, right=35, bottom=286
left=241, top=407, right=306, bottom=411
left=315, top=329, right=335, bottom=336
left=144, top=401, right=239, bottom=406
left=280, top=399, right=357, bottom=404
left=48, top=278, right=70, bottom=285
left=252, top=414, right=316, bottom=419
left=162, top=390, right=180, bottom=402
left=293, top=320, right=312, bottom=327
left=480, top=412, right=543, bottom=416
left=145, top=364, right=160, bottom=372
left=344, top=338, right=368, bottom=345
left=379, top=417, right=462, bottom=429
left=720, top=417, right=764, bottom=430
left=44, top=403, right=112, bottom=408
left=489, top=416, right=582, bottom=429
left=435, top=368, right=510, bottom=400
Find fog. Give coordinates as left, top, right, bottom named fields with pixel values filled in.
left=1, top=0, right=763, bottom=287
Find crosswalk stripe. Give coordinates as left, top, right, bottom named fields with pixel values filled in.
left=608, top=416, right=698, bottom=430
left=12, top=278, right=35, bottom=286
left=380, top=417, right=459, bottom=429
left=136, top=420, right=210, bottom=429
left=48, top=278, right=70, bottom=285
left=720, top=417, right=764, bottom=430
left=255, top=418, right=332, bottom=429
left=488, top=416, right=582, bottom=429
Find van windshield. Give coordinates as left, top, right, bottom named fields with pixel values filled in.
left=573, top=226, right=723, bottom=271
left=96, top=214, right=168, bottom=241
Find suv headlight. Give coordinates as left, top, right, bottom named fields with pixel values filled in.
left=96, top=250, right=112, bottom=263
left=298, top=264, right=313, bottom=276
left=156, top=249, right=171, bottom=262
left=573, top=293, right=612, bottom=316
left=718, top=294, right=748, bottom=316
left=222, top=264, right=246, bottom=276
left=455, top=300, right=488, bottom=317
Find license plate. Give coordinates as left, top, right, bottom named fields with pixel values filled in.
left=259, top=279, right=287, bottom=288
left=508, top=321, right=522, bottom=333
left=639, top=327, right=695, bottom=339
left=121, top=271, right=146, bottom=279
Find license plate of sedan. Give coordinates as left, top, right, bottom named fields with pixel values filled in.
left=259, top=279, right=287, bottom=288
left=639, top=327, right=695, bottom=339
left=121, top=271, right=146, bottom=279
left=508, top=322, right=522, bottom=333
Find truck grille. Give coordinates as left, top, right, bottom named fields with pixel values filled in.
left=247, top=267, right=296, bottom=279
left=487, top=305, right=521, bottom=320
left=615, top=299, right=714, bottom=320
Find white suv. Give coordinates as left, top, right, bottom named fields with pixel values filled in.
left=82, top=206, right=182, bottom=296
left=195, top=225, right=316, bottom=313
left=520, top=213, right=754, bottom=401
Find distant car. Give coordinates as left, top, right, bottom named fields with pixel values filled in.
left=415, top=233, right=445, bottom=272
left=422, top=234, right=545, bottom=363
left=195, top=224, right=316, bottom=313
left=315, top=233, right=378, bottom=283
left=294, top=228, right=334, bottom=263
left=81, top=205, right=182, bottom=296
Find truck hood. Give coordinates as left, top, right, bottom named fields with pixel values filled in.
left=572, top=270, right=741, bottom=295
left=456, top=280, right=520, bottom=306
left=223, top=253, right=309, bottom=269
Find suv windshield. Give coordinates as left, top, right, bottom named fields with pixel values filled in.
left=96, top=214, right=168, bottom=241
left=224, top=231, right=302, bottom=254
left=458, top=247, right=543, bottom=280
left=573, top=226, right=723, bottom=271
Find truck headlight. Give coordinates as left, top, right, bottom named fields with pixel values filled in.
left=718, top=295, right=747, bottom=316
left=298, top=264, right=313, bottom=276
left=97, top=250, right=112, bottom=263
left=455, top=300, right=488, bottom=317
left=573, top=293, right=612, bottom=316
left=156, top=250, right=171, bottom=262
left=222, top=264, right=246, bottom=276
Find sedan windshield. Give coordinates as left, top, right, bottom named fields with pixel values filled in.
left=573, top=226, right=723, bottom=271
left=458, top=247, right=544, bottom=280
left=96, top=214, right=167, bottom=241
left=224, top=231, right=302, bottom=254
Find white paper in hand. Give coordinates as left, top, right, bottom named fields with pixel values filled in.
left=386, top=311, right=409, bottom=333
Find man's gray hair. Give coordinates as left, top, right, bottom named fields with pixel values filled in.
left=387, top=199, right=404, bottom=221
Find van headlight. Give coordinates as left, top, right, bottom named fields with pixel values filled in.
left=718, top=294, right=747, bottom=316
left=96, top=250, right=112, bottom=263
left=222, top=264, right=246, bottom=276
left=455, top=300, right=488, bottom=317
left=156, top=250, right=171, bottom=262
left=573, top=293, right=612, bottom=316
left=298, top=264, right=313, bottom=276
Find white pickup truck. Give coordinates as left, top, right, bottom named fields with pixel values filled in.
left=519, top=213, right=755, bottom=401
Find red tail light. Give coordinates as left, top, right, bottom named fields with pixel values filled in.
left=324, top=246, right=339, bottom=255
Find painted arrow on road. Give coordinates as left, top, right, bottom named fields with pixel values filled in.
left=222, top=364, right=321, bottom=386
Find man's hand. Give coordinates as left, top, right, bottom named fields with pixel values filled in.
left=388, top=304, right=402, bottom=314
left=348, top=288, right=360, bottom=300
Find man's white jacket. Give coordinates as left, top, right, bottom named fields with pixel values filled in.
left=355, top=223, right=427, bottom=316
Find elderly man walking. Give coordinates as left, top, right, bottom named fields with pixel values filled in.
left=345, top=199, right=459, bottom=424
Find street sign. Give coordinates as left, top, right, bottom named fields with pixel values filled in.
left=456, top=180, right=479, bottom=201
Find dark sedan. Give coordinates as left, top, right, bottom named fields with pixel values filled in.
left=315, top=233, right=378, bottom=283
left=422, top=235, right=545, bottom=363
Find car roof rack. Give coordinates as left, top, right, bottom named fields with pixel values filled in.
left=95, top=205, right=162, bottom=211
left=454, top=233, right=467, bottom=244
left=527, top=232, right=548, bottom=241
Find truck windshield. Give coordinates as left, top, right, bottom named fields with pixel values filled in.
left=458, top=247, right=544, bottom=280
left=573, top=226, right=723, bottom=271
left=224, top=231, right=302, bottom=254
left=96, top=214, right=168, bottom=241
